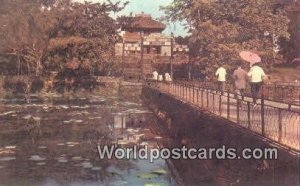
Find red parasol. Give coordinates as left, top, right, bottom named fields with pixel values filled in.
left=239, top=51, right=261, bottom=64
left=65, top=59, right=79, bottom=70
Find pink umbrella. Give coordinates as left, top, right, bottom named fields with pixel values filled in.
left=65, top=60, right=79, bottom=70
left=239, top=51, right=261, bottom=63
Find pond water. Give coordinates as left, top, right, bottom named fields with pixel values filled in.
left=0, top=95, right=176, bottom=186
left=0, top=94, right=299, bottom=186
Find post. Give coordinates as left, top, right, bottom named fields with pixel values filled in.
left=212, top=93, right=215, bottom=113
left=227, top=91, right=230, bottom=119
left=206, top=90, right=209, bottom=108
left=197, top=88, right=199, bottom=106
left=183, top=84, right=185, bottom=99
left=247, top=102, right=251, bottom=129
left=181, top=84, right=183, bottom=98
left=188, top=57, right=191, bottom=80
left=278, top=109, right=282, bottom=142
left=201, top=89, right=204, bottom=108
left=170, top=32, right=174, bottom=80
left=261, top=90, right=265, bottom=136
left=237, top=99, right=240, bottom=124
left=186, top=84, right=188, bottom=100
left=219, top=95, right=222, bottom=116
left=193, top=85, right=195, bottom=104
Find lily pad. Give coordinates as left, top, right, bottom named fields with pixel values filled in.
left=0, top=111, right=16, bottom=116
left=91, top=166, right=102, bottom=171
left=29, top=155, right=45, bottom=161
left=63, top=120, right=72, bottom=124
left=111, top=180, right=128, bottom=185
left=0, top=149, right=14, bottom=155
left=88, top=116, right=102, bottom=120
left=5, top=146, right=16, bottom=149
left=74, top=120, right=83, bottom=123
left=61, top=105, right=69, bottom=109
left=151, top=168, right=167, bottom=175
left=0, top=157, right=16, bottom=161
left=32, top=117, right=41, bottom=121
left=144, top=183, right=165, bottom=186
left=66, top=142, right=79, bottom=145
left=137, top=172, right=158, bottom=179
left=81, top=162, right=93, bottom=168
left=72, top=156, right=82, bottom=161
left=36, top=162, right=46, bottom=166
left=23, top=115, right=32, bottom=120
left=57, top=158, right=68, bottom=163
left=117, top=140, right=129, bottom=145
left=38, top=146, right=47, bottom=149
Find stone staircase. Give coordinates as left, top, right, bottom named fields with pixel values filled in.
left=122, top=56, right=155, bottom=81
left=122, top=56, right=142, bottom=81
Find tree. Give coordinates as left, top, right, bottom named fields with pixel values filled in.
left=44, top=1, right=127, bottom=76
left=0, top=0, right=128, bottom=77
left=0, top=0, right=55, bottom=76
left=162, top=0, right=290, bottom=78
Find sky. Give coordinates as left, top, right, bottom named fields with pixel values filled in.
left=76, top=0, right=188, bottom=36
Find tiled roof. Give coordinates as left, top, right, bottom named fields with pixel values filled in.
left=123, top=14, right=166, bottom=30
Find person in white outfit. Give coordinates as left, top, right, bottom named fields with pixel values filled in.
left=158, top=75, right=163, bottom=81
left=165, top=73, right=172, bottom=82
left=247, top=63, right=266, bottom=104
left=152, top=71, right=158, bottom=80
left=215, top=64, right=227, bottom=94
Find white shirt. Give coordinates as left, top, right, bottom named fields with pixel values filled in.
left=158, top=75, right=163, bottom=81
left=165, top=73, right=172, bottom=82
left=152, top=71, right=158, bottom=80
left=215, top=67, right=227, bottom=82
left=247, top=66, right=266, bottom=83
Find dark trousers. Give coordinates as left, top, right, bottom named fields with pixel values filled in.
left=235, top=88, right=245, bottom=100
left=217, top=81, right=225, bottom=94
left=250, top=82, right=262, bottom=103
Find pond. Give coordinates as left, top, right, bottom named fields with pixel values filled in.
left=0, top=95, right=176, bottom=186
left=0, top=93, right=299, bottom=186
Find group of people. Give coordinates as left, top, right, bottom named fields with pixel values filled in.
left=152, top=71, right=172, bottom=82
left=215, top=62, right=266, bottom=104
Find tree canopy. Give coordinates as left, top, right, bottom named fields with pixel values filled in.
left=162, top=0, right=290, bottom=78
left=0, top=0, right=127, bottom=76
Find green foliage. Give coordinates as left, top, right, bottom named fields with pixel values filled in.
left=0, top=0, right=126, bottom=78
left=43, top=0, right=125, bottom=75
left=162, top=0, right=290, bottom=78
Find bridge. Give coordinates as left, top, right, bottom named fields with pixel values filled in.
left=145, top=80, right=300, bottom=152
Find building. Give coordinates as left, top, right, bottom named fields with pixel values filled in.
left=115, top=13, right=189, bottom=79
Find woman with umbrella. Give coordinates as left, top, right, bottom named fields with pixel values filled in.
left=240, top=51, right=266, bottom=105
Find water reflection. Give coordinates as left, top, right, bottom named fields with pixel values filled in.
left=0, top=96, right=175, bottom=186
left=113, top=114, right=126, bottom=129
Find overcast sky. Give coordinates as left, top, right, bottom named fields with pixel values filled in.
left=76, top=0, right=188, bottom=36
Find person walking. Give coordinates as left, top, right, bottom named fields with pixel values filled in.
left=233, top=64, right=248, bottom=100
left=215, top=64, right=227, bottom=94
left=152, top=70, right=158, bottom=80
left=247, top=63, right=266, bottom=104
